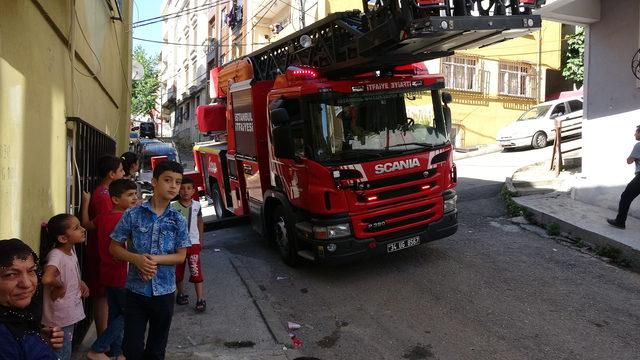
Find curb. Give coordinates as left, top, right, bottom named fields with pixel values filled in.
left=453, top=144, right=502, bottom=160
left=229, top=256, right=292, bottom=347
left=513, top=196, right=640, bottom=271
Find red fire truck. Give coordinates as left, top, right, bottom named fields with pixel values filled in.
left=191, top=0, right=542, bottom=265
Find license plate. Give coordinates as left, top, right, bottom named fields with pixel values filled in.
left=386, top=236, right=421, bottom=253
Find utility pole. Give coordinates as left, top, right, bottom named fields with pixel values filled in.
left=300, top=0, right=305, bottom=27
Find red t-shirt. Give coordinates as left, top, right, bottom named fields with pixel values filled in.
left=86, top=184, right=114, bottom=297
left=90, top=184, right=113, bottom=218
left=94, top=211, right=127, bottom=288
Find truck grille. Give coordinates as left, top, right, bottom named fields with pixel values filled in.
left=352, top=197, right=443, bottom=238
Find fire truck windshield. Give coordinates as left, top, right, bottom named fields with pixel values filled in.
left=305, top=90, right=448, bottom=164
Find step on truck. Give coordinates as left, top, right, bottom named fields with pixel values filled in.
left=192, top=0, right=542, bottom=265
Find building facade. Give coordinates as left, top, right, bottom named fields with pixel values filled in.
left=539, top=0, right=640, bottom=218
left=0, top=0, right=132, bottom=251
left=159, top=0, right=212, bottom=160
left=425, top=20, right=572, bottom=147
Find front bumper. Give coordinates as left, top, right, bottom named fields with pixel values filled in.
left=296, top=210, right=458, bottom=264
left=497, top=135, right=531, bottom=148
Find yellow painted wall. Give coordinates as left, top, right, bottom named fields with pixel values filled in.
left=0, top=0, right=131, bottom=251
left=448, top=91, right=536, bottom=146
left=459, top=21, right=563, bottom=70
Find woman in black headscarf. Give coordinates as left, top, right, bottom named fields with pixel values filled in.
left=0, top=238, right=63, bottom=359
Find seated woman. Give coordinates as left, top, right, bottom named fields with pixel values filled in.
left=0, top=238, right=63, bottom=359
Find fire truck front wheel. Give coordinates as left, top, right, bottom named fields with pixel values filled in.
left=272, top=206, right=299, bottom=267
left=211, top=183, right=227, bottom=219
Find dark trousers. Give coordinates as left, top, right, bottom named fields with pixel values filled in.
left=122, top=290, right=175, bottom=360
left=616, top=173, right=640, bottom=224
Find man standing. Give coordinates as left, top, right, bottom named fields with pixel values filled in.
left=607, top=125, right=640, bottom=229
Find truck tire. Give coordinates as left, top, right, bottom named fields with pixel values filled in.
left=211, top=184, right=226, bottom=219
left=272, top=205, right=299, bottom=267
left=531, top=131, right=547, bottom=149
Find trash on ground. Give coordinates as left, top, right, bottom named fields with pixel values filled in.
left=288, top=321, right=302, bottom=330
left=276, top=276, right=288, bottom=280
left=214, top=248, right=221, bottom=252
left=289, top=333, right=303, bottom=349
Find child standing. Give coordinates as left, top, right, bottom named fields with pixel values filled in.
left=110, top=160, right=191, bottom=359
left=81, top=179, right=139, bottom=360
left=41, top=214, right=90, bottom=360
left=88, top=155, right=125, bottom=336
left=172, top=176, right=206, bottom=312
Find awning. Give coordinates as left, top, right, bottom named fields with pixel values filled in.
left=534, top=0, right=601, bottom=25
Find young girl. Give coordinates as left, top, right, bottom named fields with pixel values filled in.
left=41, top=214, right=90, bottom=360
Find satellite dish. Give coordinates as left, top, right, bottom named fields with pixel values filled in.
left=132, top=60, right=144, bottom=80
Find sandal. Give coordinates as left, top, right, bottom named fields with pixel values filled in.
left=195, top=299, right=206, bottom=312
left=176, top=293, right=189, bottom=305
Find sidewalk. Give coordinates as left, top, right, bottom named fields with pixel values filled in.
left=72, top=240, right=296, bottom=359
left=505, top=156, right=640, bottom=271
left=453, top=143, right=502, bottom=161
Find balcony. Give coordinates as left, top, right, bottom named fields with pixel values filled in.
left=206, top=38, right=219, bottom=66
left=162, top=84, right=176, bottom=108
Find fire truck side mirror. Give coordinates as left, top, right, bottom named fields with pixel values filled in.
left=272, top=125, right=294, bottom=159
left=270, top=108, right=290, bottom=126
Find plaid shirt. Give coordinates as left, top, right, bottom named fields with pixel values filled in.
left=111, top=201, right=191, bottom=296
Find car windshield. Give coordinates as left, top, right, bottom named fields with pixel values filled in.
left=517, top=105, right=551, bottom=121
left=305, top=90, right=448, bottom=164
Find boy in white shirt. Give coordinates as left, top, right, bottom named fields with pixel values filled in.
left=172, top=176, right=206, bottom=312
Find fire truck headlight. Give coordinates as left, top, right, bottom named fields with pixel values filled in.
left=313, top=223, right=351, bottom=239
left=444, top=194, right=457, bottom=213
left=326, top=243, right=338, bottom=252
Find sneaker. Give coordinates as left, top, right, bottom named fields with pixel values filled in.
left=176, top=293, right=189, bottom=305
left=195, top=299, right=207, bottom=313
left=606, top=218, right=625, bottom=229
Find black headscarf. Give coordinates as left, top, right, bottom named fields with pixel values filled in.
left=0, top=239, right=42, bottom=340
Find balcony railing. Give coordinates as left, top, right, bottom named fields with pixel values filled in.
left=162, top=84, right=176, bottom=108
left=206, top=38, right=219, bottom=65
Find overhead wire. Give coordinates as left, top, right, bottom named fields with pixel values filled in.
left=133, top=1, right=225, bottom=28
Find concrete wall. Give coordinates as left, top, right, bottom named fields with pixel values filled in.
left=0, top=0, right=131, bottom=250
left=573, top=0, right=640, bottom=218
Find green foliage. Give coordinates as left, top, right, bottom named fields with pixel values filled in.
left=545, top=223, right=560, bottom=236
left=595, top=246, right=621, bottom=260
left=131, top=46, right=160, bottom=116
left=562, top=27, right=584, bottom=87
left=501, top=186, right=523, bottom=217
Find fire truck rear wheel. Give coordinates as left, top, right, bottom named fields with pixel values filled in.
left=272, top=205, right=299, bottom=267
left=211, top=185, right=226, bottom=219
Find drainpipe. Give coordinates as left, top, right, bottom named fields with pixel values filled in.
left=537, top=28, right=542, bottom=102
left=69, top=0, right=77, bottom=116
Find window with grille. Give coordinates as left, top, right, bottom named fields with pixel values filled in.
left=498, top=62, right=537, bottom=98
left=442, top=56, right=481, bottom=92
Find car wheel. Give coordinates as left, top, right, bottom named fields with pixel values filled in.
left=532, top=131, right=547, bottom=149
left=272, top=205, right=299, bottom=267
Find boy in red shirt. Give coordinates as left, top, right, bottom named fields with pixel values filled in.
left=87, top=155, right=125, bottom=336
left=82, top=178, right=137, bottom=360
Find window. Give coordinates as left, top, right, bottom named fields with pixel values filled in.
left=498, top=62, right=537, bottom=98
left=442, top=56, right=480, bottom=92
left=551, top=103, right=566, bottom=118
left=568, top=100, right=582, bottom=112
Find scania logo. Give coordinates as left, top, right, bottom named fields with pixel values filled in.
left=374, top=158, right=420, bottom=174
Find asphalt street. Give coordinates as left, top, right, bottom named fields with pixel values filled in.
left=193, top=139, right=640, bottom=360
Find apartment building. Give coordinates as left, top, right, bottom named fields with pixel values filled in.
left=159, top=0, right=212, bottom=157
left=1, top=1, right=132, bottom=250
left=424, top=20, right=574, bottom=147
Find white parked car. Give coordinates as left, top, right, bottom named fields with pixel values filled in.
left=496, top=97, right=583, bottom=149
